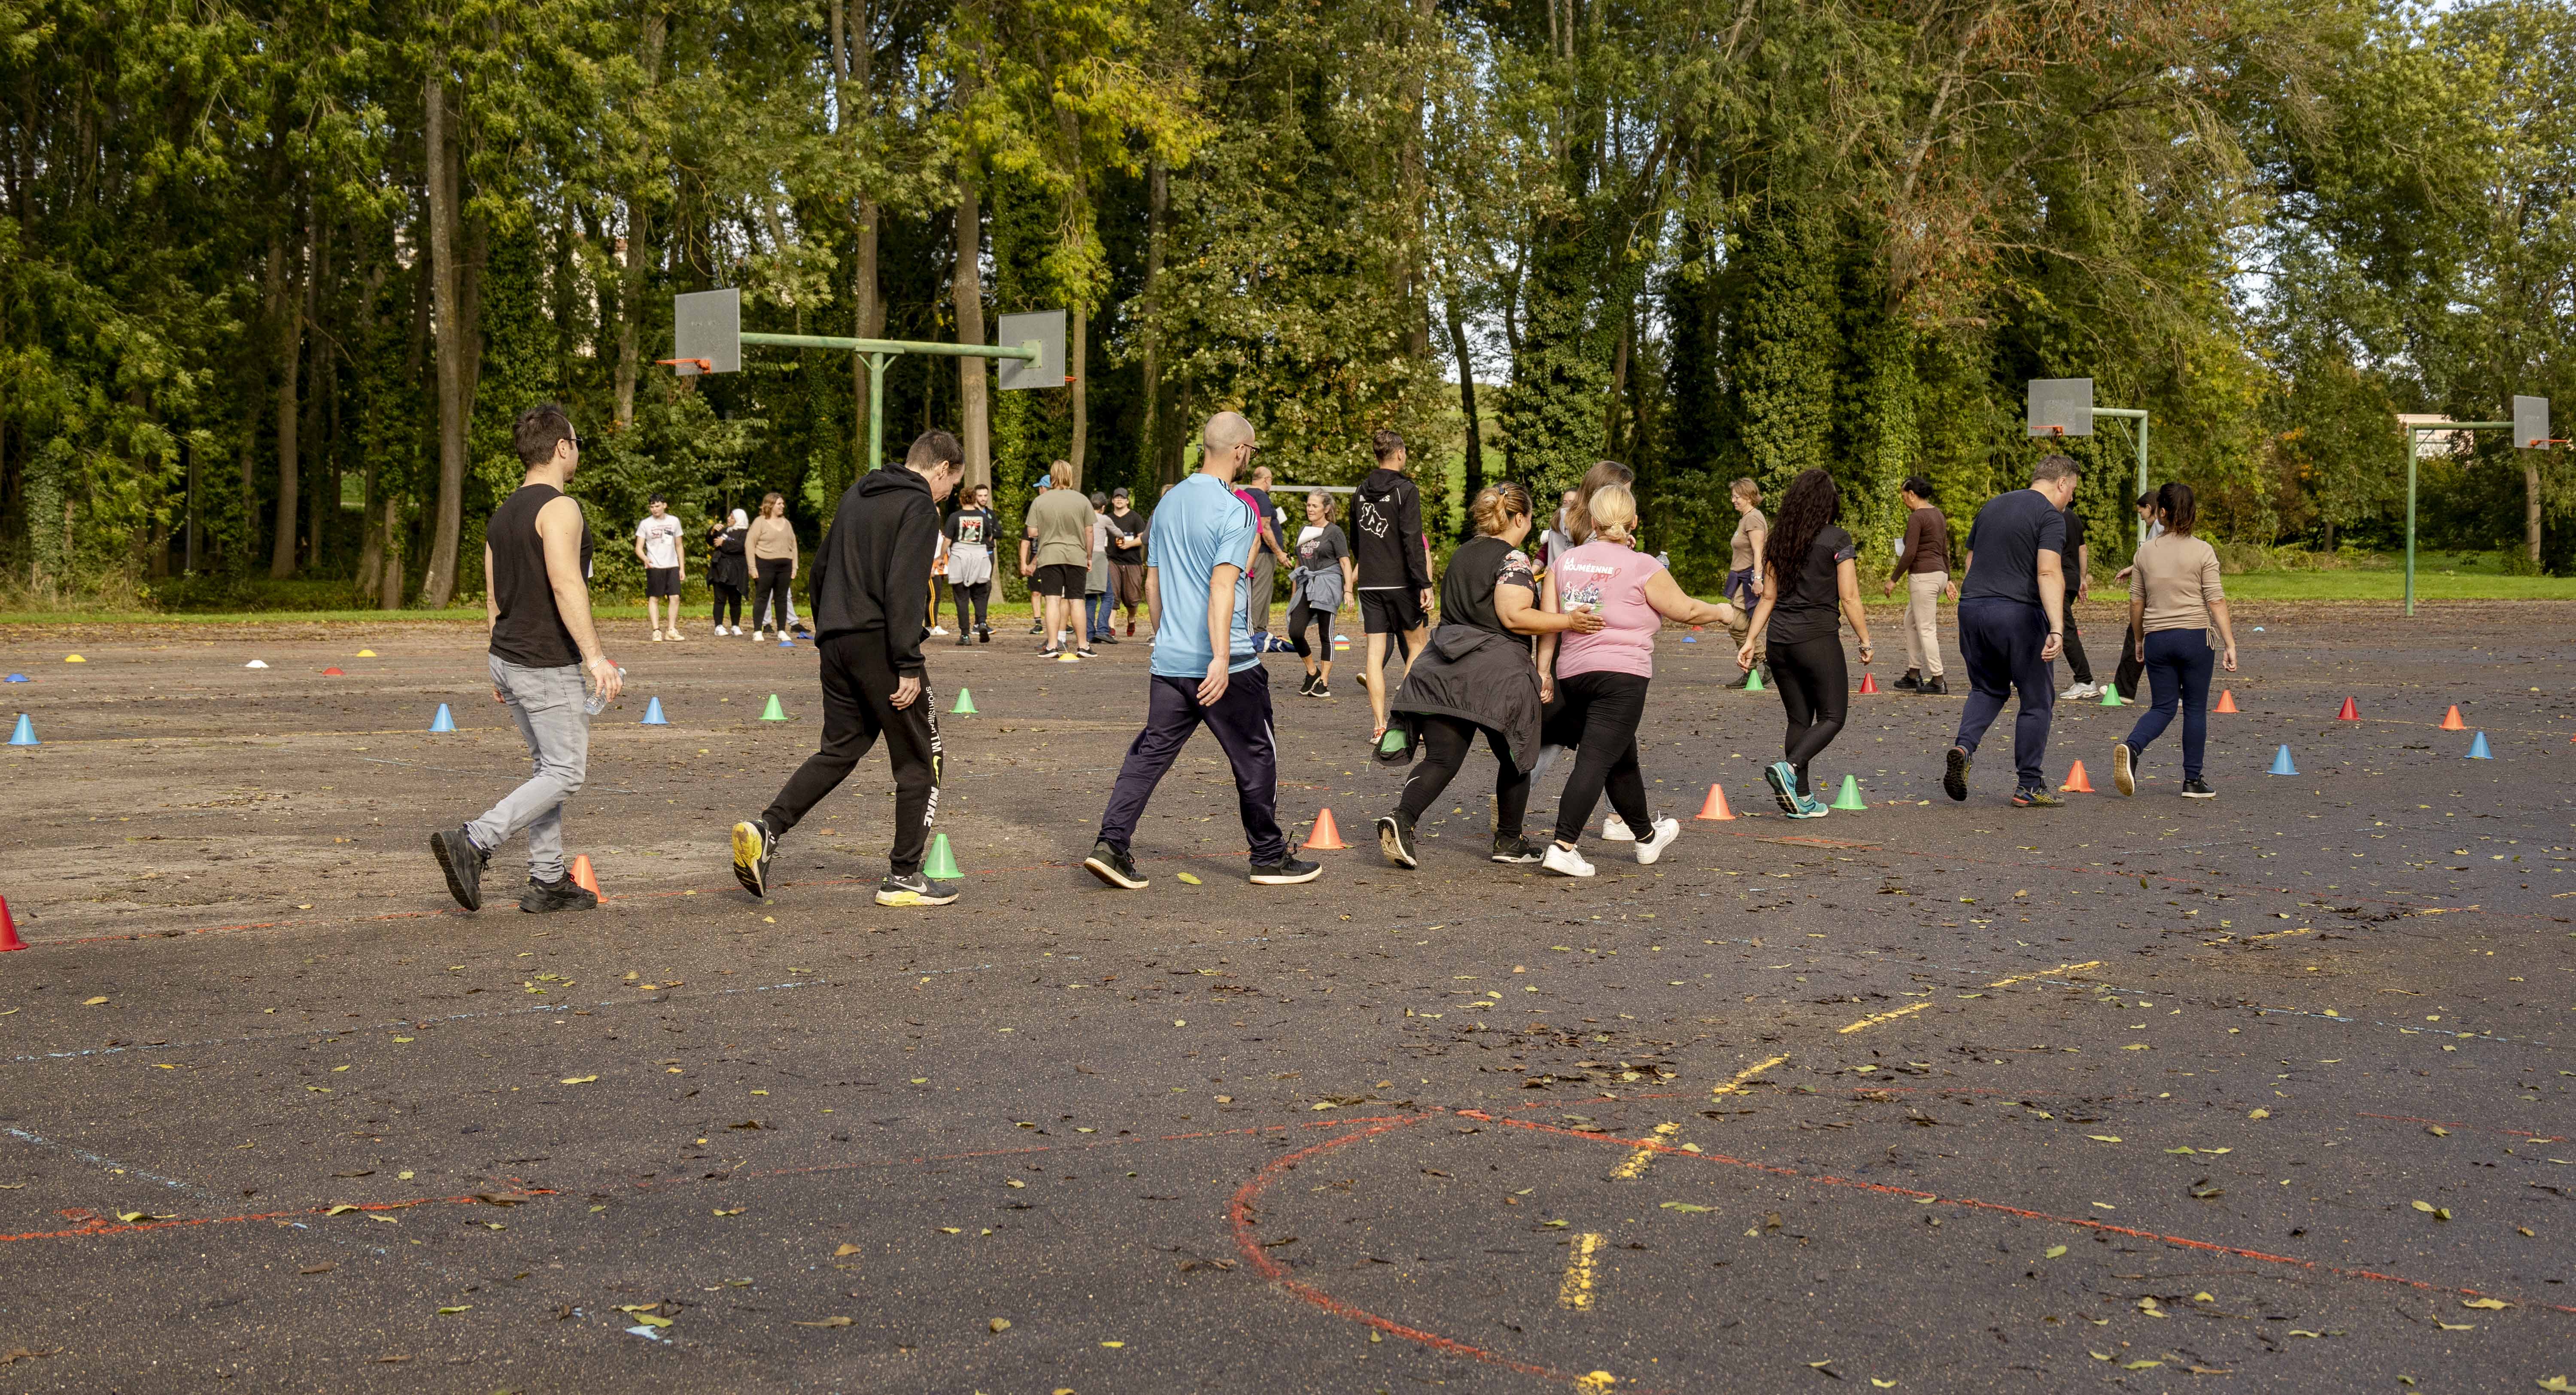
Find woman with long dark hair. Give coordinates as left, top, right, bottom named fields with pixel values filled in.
left=1736, top=468, right=1875, bottom=817
left=1560, top=460, right=1634, bottom=546
left=2111, top=483, right=2238, bottom=799
left=1376, top=482, right=1601, bottom=869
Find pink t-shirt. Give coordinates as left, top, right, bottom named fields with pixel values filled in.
left=1553, top=540, right=1663, bottom=678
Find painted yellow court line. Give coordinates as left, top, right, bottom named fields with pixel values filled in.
left=1610, top=1122, right=1682, bottom=1179
left=1710, top=1054, right=1790, bottom=1100
left=1557, top=1231, right=1605, bottom=1310
left=1986, top=960, right=2102, bottom=989
left=1837, top=1002, right=1931, bottom=1034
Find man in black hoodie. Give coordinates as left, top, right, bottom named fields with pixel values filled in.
left=731, top=430, right=964, bottom=907
left=1352, top=429, right=1433, bottom=745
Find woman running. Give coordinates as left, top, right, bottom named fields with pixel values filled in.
left=1736, top=468, right=1874, bottom=817
left=1377, top=483, right=1601, bottom=869
left=1540, top=483, right=1732, bottom=876
left=943, top=483, right=998, bottom=644
left=2111, top=483, right=2237, bottom=799
left=1286, top=490, right=1355, bottom=697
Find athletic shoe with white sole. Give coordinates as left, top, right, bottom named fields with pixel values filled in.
left=1601, top=813, right=1636, bottom=841
left=519, top=874, right=598, bottom=913
left=1375, top=813, right=1419, bottom=869
left=431, top=826, right=488, bottom=911
left=1489, top=833, right=1544, bottom=864
left=1541, top=842, right=1595, bottom=878
left=2180, top=778, right=2216, bottom=799
left=876, top=872, right=959, bottom=906
left=2111, top=742, right=2136, bottom=797
left=2011, top=786, right=2065, bottom=808
left=1762, top=761, right=1803, bottom=815
left=1633, top=816, right=1681, bottom=865
left=1249, top=854, right=1323, bottom=885
left=1942, top=745, right=1972, bottom=802
left=730, top=818, right=779, bottom=897
left=1083, top=839, right=1148, bottom=889
left=2059, top=681, right=2102, bottom=700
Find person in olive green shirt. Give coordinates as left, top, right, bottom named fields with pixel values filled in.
left=1023, top=459, right=1097, bottom=658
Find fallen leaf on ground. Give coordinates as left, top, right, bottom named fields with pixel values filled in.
left=81, top=997, right=108, bottom=1006
left=793, top=1316, right=854, bottom=1328
left=1175, top=872, right=1201, bottom=885
left=2087, top=1135, right=2122, bottom=1143
left=559, top=1075, right=598, bottom=1085
left=436, top=1306, right=471, bottom=1315
left=987, top=1318, right=1011, bottom=1333
left=2044, top=1245, right=2068, bottom=1258
left=1659, top=1201, right=1715, bottom=1213
left=2462, top=1298, right=2511, bottom=1310
left=833, top=1243, right=862, bottom=1257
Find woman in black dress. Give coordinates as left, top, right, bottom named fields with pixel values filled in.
left=706, top=508, right=750, bottom=635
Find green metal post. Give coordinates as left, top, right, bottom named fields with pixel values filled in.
left=2402, top=419, right=2512, bottom=617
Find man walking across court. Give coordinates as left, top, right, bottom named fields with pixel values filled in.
left=730, top=430, right=964, bottom=907
left=1352, top=429, right=1432, bottom=747
left=431, top=403, right=622, bottom=914
left=1083, top=412, right=1322, bottom=891
left=635, top=493, right=687, bottom=641
left=1944, top=453, right=2076, bottom=807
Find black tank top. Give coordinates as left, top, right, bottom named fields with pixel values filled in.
left=487, top=483, right=594, bottom=669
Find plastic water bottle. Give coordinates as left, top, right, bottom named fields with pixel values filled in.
left=1655, top=551, right=1670, bottom=570
left=584, top=666, right=626, bottom=717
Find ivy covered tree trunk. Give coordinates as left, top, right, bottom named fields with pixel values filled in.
left=1727, top=211, right=1837, bottom=495
left=1498, top=222, right=1610, bottom=497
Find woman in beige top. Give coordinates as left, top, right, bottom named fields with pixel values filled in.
left=744, top=493, right=799, bottom=641
left=2111, top=482, right=2238, bottom=799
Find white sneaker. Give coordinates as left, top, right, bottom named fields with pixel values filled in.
left=1634, top=816, right=1681, bottom=865
left=1541, top=843, right=1595, bottom=878
left=668, top=627, right=685, bottom=641
left=1601, top=813, right=1636, bottom=841
left=2060, top=681, right=2102, bottom=700
left=930, top=626, right=949, bottom=635
left=651, top=629, right=665, bottom=642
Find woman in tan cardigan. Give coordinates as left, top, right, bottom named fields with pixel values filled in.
left=744, top=492, right=799, bottom=640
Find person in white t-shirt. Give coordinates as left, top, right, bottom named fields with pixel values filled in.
left=634, top=495, right=688, bottom=641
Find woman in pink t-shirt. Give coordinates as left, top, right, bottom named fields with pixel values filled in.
left=1535, top=483, right=1732, bottom=878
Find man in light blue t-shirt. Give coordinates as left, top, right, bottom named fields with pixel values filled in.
left=1084, top=412, right=1322, bottom=891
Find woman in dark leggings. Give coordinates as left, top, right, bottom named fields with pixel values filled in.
left=1376, top=483, right=1601, bottom=869
left=1285, top=490, right=1355, bottom=697
left=1737, top=468, right=1874, bottom=818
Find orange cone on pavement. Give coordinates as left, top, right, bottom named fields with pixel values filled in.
left=2059, top=760, right=2096, bottom=793
left=1301, top=808, right=1349, bottom=851
left=2336, top=696, right=2358, bottom=721
left=2214, top=689, right=2239, bottom=713
left=569, top=854, right=601, bottom=897
left=0, top=896, right=21, bottom=951
left=1857, top=671, right=1879, bottom=695
left=1694, top=784, right=1737, bottom=821
left=2439, top=705, right=2466, bottom=732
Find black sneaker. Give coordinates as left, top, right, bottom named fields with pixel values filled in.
left=955, top=630, right=971, bottom=646
left=1249, top=854, right=1323, bottom=885
left=1375, top=813, right=1418, bottom=869
left=2180, top=778, right=2217, bottom=799
left=977, top=625, right=991, bottom=644
left=1096, top=631, right=1119, bottom=644
left=1942, top=745, right=1972, bottom=802
left=2111, top=742, right=2136, bottom=797
left=431, top=826, right=488, bottom=911
left=1723, top=672, right=1754, bottom=690
left=1490, top=833, right=1544, bottom=864
left=2011, top=786, right=2064, bottom=808
left=1083, top=839, right=1148, bottom=890
left=519, top=874, right=598, bottom=914
left=1297, top=671, right=1317, bottom=697
left=1075, top=645, right=1097, bottom=659
left=730, top=817, right=779, bottom=897
left=1029, top=619, right=1044, bottom=635
left=876, top=872, right=959, bottom=906
left=1310, top=681, right=1331, bottom=699
left=1893, top=669, right=1922, bottom=693
left=1920, top=675, right=1947, bottom=696
left=1038, top=644, right=1062, bottom=658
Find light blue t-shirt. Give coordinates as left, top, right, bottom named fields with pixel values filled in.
left=1147, top=473, right=1260, bottom=678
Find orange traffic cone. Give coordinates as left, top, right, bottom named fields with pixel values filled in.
left=321, top=666, right=346, bottom=676
left=1301, top=808, right=1349, bottom=851
left=0, top=895, right=21, bottom=951
left=569, top=854, right=601, bottom=897
left=2336, top=696, right=2359, bottom=721
left=2214, top=689, right=2239, bottom=714
left=2439, top=705, right=2466, bottom=732
left=1694, top=784, right=1736, bottom=821
left=1857, top=671, right=1879, bottom=695
left=2059, top=760, right=2096, bottom=793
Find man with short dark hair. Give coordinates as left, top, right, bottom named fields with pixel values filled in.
left=432, top=403, right=621, bottom=914
left=1353, top=429, right=1431, bottom=746
left=731, top=430, right=966, bottom=907
left=634, top=493, right=687, bottom=641
left=1944, top=454, right=2075, bottom=807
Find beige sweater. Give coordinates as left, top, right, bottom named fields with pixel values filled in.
left=745, top=516, right=798, bottom=563
left=2128, top=533, right=2223, bottom=634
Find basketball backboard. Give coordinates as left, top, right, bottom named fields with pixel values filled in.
left=2514, top=395, right=2551, bottom=449
left=996, top=310, right=1065, bottom=391
left=2028, top=378, right=2093, bottom=437
left=671, top=288, right=741, bottom=376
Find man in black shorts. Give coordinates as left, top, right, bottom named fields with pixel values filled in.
left=1022, top=459, right=1095, bottom=658
left=633, top=493, right=687, bottom=641
left=1352, top=429, right=1431, bottom=745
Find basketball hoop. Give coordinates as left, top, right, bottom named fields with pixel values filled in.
left=656, top=357, right=712, bottom=373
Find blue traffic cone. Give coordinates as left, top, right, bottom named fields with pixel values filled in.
left=8, top=714, right=35, bottom=746
left=641, top=696, right=668, bottom=725
left=1680, top=634, right=1698, bottom=642
left=3, top=674, right=26, bottom=683
left=2465, top=731, right=2492, bottom=760
left=2267, top=744, right=2297, bottom=776
left=429, top=703, right=456, bottom=733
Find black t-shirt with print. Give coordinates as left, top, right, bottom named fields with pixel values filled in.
left=1439, top=534, right=1535, bottom=636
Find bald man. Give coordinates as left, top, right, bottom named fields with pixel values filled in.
left=1084, top=412, right=1322, bottom=890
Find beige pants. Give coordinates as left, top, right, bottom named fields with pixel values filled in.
left=1903, top=570, right=1947, bottom=677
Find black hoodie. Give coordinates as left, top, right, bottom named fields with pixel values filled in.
left=1352, top=466, right=1430, bottom=592
left=808, top=466, right=940, bottom=674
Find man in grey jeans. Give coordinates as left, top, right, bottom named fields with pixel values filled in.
left=431, top=402, right=624, bottom=913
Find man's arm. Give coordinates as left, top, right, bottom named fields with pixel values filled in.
left=632, top=528, right=650, bottom=566
left=883, top=499, right=938, bottom=698
left=1199, top=561, right=1242, bottom=705
left=1018, top=526, right=1036, bottom=576
left=537, top=497, right=620, bottom=703
left=2035, top=549, right=2065, bottom=661
left=485, top=543, right=500, bottom=630
left=1144, top=566, right=1162, bottom=636
left=1400, top=483, right=1431, bottom=592
left=674, top=527, right=686, bottom=582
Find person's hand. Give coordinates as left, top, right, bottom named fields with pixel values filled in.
left=1736, top=641, right=1759, bottom=671
left=1197, top=656, right=1230, bottom=706
left=2221, top=644, right=2239, bottom=673
left=2133, top=638, right=2147, bottom=664
left=1881, top=577, right=1895, bottom=597
left=1857, top=641, right=1874, bottom=666
left=2041, top=632, right=2063, bottom=662
left=1418, top=587, right=1433, bottom=613
left=1943, top=580, right=1957, bottom=602
left=890, top=675, right=921, bottom=708
left=587, top=655, right=624, bottom=706
left=492, top=687, right=507, bottom=704
left=1565, top=608, right=1605, bottom=634
left=1538, top=672, right=1554, bottom=704
left=2114, top=565, right=2134, bottom=581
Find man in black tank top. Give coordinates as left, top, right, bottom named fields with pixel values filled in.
left=429, top=403, right=623, bottom=915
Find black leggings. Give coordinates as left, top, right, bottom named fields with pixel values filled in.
left=1767, top=633, right=1849, bottom=797
left=1397, top=715, right=1531, bottom=836
left=753, top=559, right=793, bottom=632
left=1286, top=594, right=1333, bottom=663
left=711, top=583, right=743, bottom=628
left=1546, top=670, right=1652, bottom=845
left=2061, top=607, right=2093, bottom=684
left=953, top=580, right=990, bottom=629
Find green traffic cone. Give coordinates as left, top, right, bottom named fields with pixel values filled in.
left=922, top=832, right=964, bottom=880
left=2098, top=684, right=2123, bottom=708
left=1743, top=666, right=1765, bottom=692
left=1830, top=774, right=1868, bottom=811
left=951, top=687, right=978, bottom=715
left=761, top=693, right=788, bottom=721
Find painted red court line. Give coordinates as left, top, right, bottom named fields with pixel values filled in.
left=0, top=1188, right=553, bottom=1244
left=2355, top=1111, right=2566, bottom=1143
left=1468, top=1112, right=2575, bottom=1317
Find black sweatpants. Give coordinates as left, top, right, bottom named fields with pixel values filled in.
left=1767, top=633, right=1849, bottom=798
left=710, top=583, right=743, bottom=628
left=1096, top=667, right=1286, bottom=864
left=1286, top=595, right=1332, bottom=661
left=761, top=633, right=942, bottom=876
left=1546, top=670, right=1652, bottom=845
left=2060, top=605, right=2094, bottom=685
left=752, top=558, right=794, bottom=633
left=951, top=580, right=990, bottom=630
left=2111, top=620, right=2144, bottom=701
left=1397, top=715, right=1531, bottom=837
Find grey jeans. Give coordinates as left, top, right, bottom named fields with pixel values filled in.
left=1246, top=549, right=1278, bottom=634
left=467, top=654, right=591, bottom=881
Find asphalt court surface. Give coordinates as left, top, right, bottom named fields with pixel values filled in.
left=0, top=602, right=2569, bottom=1392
